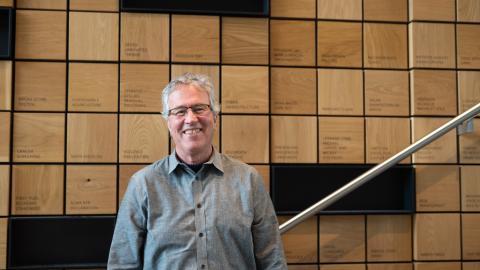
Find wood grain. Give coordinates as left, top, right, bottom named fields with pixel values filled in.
left=278, top=216, right=317, bottom=263
left=270, top=20, right=315, bottom=66
left=271, top=67, right=316, bottom=114
left=320, top=265, right=365, bottom=270
left=365, top=70, right=409, bottom=116
left=317, top=21, right=362, bottom=67
left=0, top=112, right=9, bottom=162
left=271, top=0, right=315, bottom=18
left=0, top=0, right=12, bottom=7
left=415, top=165, right=460, bottom=211
left=318, top=69, right=363, bottom=115
left=364, top=0, right=407, bottom=21
left=364, top=23, right=407, bottom=68
left=70, top=0, right=118, bottom=11
left=459, top=118, right=480, bottom=163
left=457, top=24, right=480, bottom=69
left=411, top=117, right=457, bottom=163
left=367, top=263, right=413, bottom=270
left=319, top=117, right=364, bottom=164
left=461, top=166, right=480, bottom=211
left=119, top=165, right=145, bottom=203
left=252, top=165, right=269, bottom=193
left=0, top=218, right=6, bottom=269
left=409, top=0, right=455, bottom=21
left=17, top=0, right=66, bottom=9
left=463, top=262, right=480, bottom=270
left=367, top=215, right=412, bottom=261
left=458, top=71, right=480, bottom=113
left=0, top=61, right=11, bottom=110
left=414, top=262, right=461, bottom=270
left=366, top=117, right=411, bottom=164
left=458, top=0, right=480, bottom=22
left=0, top=166, right=8, bottom=215
left=317, top=0, right=362, bottom=20
left=462, top=213, right=480, bottom=259
left=409, top=22, right=455, bottom=68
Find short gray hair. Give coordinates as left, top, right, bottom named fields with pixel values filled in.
left=162, top=73, right=220, bottom=119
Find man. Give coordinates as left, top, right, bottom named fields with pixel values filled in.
left=108, top=73, right=287, bottom=269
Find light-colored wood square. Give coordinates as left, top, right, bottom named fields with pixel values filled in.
left=458, top=71, right=480, bottom=113
left=0, top=218, right=6, bottom=269
left=413, top=213, right=461, bottom=260
left=414, top=262, right=461, bottom=270
left=464, top=262, right=480, bottom=270
left=317, top=21, right=362, bottom=67
left=368, top=263, right=413, bottom=270
left=411, top=117, right=457, bottom=163
left=222, top=17, right=268, bottom=65
left=318, top=69, right=363, bottom=115
left=461, top=166, right=480, bottom=211
left=120, top=63, right=169, bottom=112
left=70, top=0, right=118, bottom=11
left=69, top=63, right=118, bottom=112
left=317, top=0, right=362, bottom=20
left=319, top=215, right=365, bottom=263
left=271, top=67, right=316, bottom=114
left=278, top=216, right=317, bottom=263
left=271, top=0, right=315, bottom=18
left=221, top=65, right=268, bottom=113
left=462, top=213, right=480, bottom=259
left=12, top=165, right=63, bottom=215
left=221, top=115, right=269, bottom=163
left=15, top=61, right=66, bottom=111
left=319, top=117, right=364, bottom=163
left=409, top=22, right=455, bottom=68
left=13, top=113, right=64, bottom=162
left=67, top=113, right=117, bottom=162
left=366, top=117, right=411, bottom=164
left=66, top=165, right=116, bottom=214
left=409, top=0, right=455, bottom=21
left=457, top=24, right=480, bottom=69
left=458, top=0, right=480, bottom=22
left=121, top=13, right=169, bottom=61
left=119, top=114, right=169, bottom=163
left=364, top=0, right=407, bottom=21
left=270, top=20, right=315, bottom=66
left=119, top=165, right=145, bottom=203
left=364, top=23, right=407, bottom=68
left=252, top=165, right=270, bottom=193
left=410, top=70, right=457, bottom=116
left=459, top=118, right=480, bottom=163
left=172, top=15, right=219, bottom=63
left=365, top=70, right=409, bottom=116
left=69, top=11, right=118, bottom=61
left=0, top=61, right=11, bottom=110
left=17, top=0, right=66, bottom=9
left=290, top=265, right=319, bottom=270
left=15, top=10, right=66, bottom=59
left=0, top=166, right=8, bottom=216
left=271, top=116, right=317, bottom=163
left=0, top=0, right=13, bottom=7
left=367, top=215, right=412, bottom=262
left=320, top=265, right=365, bottom=270
left=415, top=165, right=460, bottom=211
left=0, top=112, right=9, bottom=162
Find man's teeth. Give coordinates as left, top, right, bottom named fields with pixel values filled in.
left=184, top=128, right=201, bottom=134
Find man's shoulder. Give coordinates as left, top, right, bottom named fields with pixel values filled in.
left=130, top=156, right=170, bottom=183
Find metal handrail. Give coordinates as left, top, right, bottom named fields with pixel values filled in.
left=279, top=102, right=480, bottom=234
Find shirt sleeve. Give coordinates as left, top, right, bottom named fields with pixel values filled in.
left=107, top=173, right=147, bottom=270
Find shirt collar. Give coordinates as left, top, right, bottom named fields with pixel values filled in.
left=168, top=148, right=224, bottom=174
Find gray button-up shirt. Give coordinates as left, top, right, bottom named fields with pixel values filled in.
left=108, top=150, right=287, bottom=269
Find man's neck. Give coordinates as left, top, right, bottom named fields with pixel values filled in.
left=176, top=146, right=213, bottom=165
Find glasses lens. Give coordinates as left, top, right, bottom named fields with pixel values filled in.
left=169, top=104, right=210, bottom=117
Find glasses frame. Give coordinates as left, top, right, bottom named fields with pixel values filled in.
left=168, top=103, right=212, bottom=117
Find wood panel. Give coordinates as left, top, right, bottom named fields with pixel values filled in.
left=270, top=67, right=316, bottom=114
left=252, top=165, right=269, bottom=193
left=0, top=61, right=11, bottom=110
left=221, top=65, right=268, bottom=113
left=66, top=165, right=116, bottom=214
left=69, top=12, right=118, bottom=61
left=0, top=0, right=12, bottom=7
left=319, top=117, right=364, bottom=164
left=317, top=0, right=362, bottom=20
left=121, top=13, right=169, bottom=61
left=458, top=0, right=480, bottom=22
left=462, top=213, right=480, bottom=259
left=458, top=71, right=480, bottom=113
left=409, top=23, right=455, bottom=68
left=15, top=61, right=66, bottom=111
left=364, top=0, right=407, bottom=21
left=415, top=165, right=460, bottom=211
left=366, top=117, right=411, bottom=164
left=0, top=112, right=9, bottom=162
left=318, top=69, right=363, bottom=115
left=13, top=113, right=64, bottom=162
left=278, top=216, right=317, bottom=263
left=320, top=265, right=365, bottom=270
left=365, top=70, right=409, bottom=116
left=411, top=117, right=457, bottom=163
left=409, top=0, right=455, bottom=21
left=70, top=0, right=118, bottom=11
left=368, top=264, right=413, bottom=270
left=69, top=63, right=118, bottom=112
left=459, top=118, right=480, bottom=163
left=461, top=166, right=480, bottom=211
left=464, top=262, right=480, bottom=270
left=289, top=265, right=318, bottom=270
left=367, top=215, right=412, bottom=261
left=364, top=23, right=407, bottom=68
left=16, top=0, right=66, bottom=9
left=271, top=0, right=315, bottom=18
left=414, top=262, right=461, bottom=270
left=11, top=165, right=63, bottom=215
left=222, top=17, right=268, bottom=65
left=317, top=22, right=362, bottom=67
left=457, top=24, right=480, bottom=69
left=15, top=10, right=66, bottom=60
left=0, top=166, right=8, bottom=215
left=270, top=20, right=315, bottom=66
left=0, top=218, right=6, bottom=269
left=119, top=165, right=145, bottom=203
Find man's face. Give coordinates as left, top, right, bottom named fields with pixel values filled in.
left=167, top=84, right=216, bottom=160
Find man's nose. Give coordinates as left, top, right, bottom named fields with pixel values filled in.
left=184, top=108, right=199, bottom=122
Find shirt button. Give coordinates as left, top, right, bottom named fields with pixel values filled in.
left=201, top=265, right=205, bottom=269
left=199, top=232, right=203, bottom=237
left=197, top=203, right=201, bottom=208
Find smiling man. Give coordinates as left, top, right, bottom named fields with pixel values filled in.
left=108, top=73, right=287, bottom=270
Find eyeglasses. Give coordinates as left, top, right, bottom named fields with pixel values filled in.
left=168, top=104, right=211, bottom=117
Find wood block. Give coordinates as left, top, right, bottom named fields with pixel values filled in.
left=319, top=117, right=364, bottom=163
left=172, top=15, right=219, bottom=63
left=317, top=0, right=362, bottom=20
left=318, top=69, right=363, bottom=115
left=320, top=265, right=365, bottom=270
left=0, top=61, right=11, bottom=110
left=317, top=21, right=362, bottom=67
left=11, top=165, right=63, bottom=215
left=221, top=65, right=268, bottom=113
left=66, top=165, right=116, bottom=214
left=119, top=165, right=145, bottom=203
left=270, top=20, right=315, bottom=66
left=278, top=216, right=317, bottom=263
left=458, top=71, right=480, bottom=113
left=271, top=0, right=315, bottom=18
left=460, top=118, right=480, bottom=163
left=410, top=70, right=457, bottom=116
left=0, top=166, right=8, bottom=215
left=121, top=13, right=169, bottom=61
left=69, top=12, right=118, bottom=61
left=252, top=165, right=269, bottom=193
left=221, top=115, right=269, bottom=163
left=464, top=262, right=480, bottom=270
left=0, top=0, right=12, bottom=7
left=367, top=215, right=412, bottom=261
left=0, top=218, right=6, bottom=269
left=458, top=0, right=480, bottom=22
left=409, top=22, right=455, bottom=68
left=409, top=0, right=455, bottom=21
left=457, top=24, right=480, bottom=69
left=365, top=70, right=409, bottom=116
left=319, top=215, right=365, bottom=263
left=411, top=117, right=457, bottom=163
left=415, top=165, right=460, bottom=211
left=119, top=114, right=169, bottom=163
left=222, top=17, right=268, bottom=65
left=364, top=23, right=407, bottom=68
left=15, top=61, right=66, bottom=111
left=368, top=263, right=413, bottom=270
left=364, top=0, right=408, bottom=21
left=289, top=265, right=318, bottom=270
left=461, top=166, right=480, bottom=211
left=13, top=113, right=64, bottom=162
left=120, top=63, right=169, bottom=112
left=70, top=0, right=118, bottom=11
left=414, top=262, right=461, bottom=270
left=15, top=10, right=66, bottom=60
left=270, top=67, right=316, bottom=114
left=271, top=116, right=317, bottom=163
left=67, top=113, right=117, bottom=162
left=0, top=112, right=9, bottom=162
left=462, top=213, right=480, bottom=259
left=413, top=213, right=461, bottom=260
left=366, top=117, right=411, bottom=164
left=17, top=0, right=66, bottom=9
left=69, top=63, right=118, bottom=112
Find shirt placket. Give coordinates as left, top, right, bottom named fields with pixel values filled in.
left=193, top=176, right=208, bottom=269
